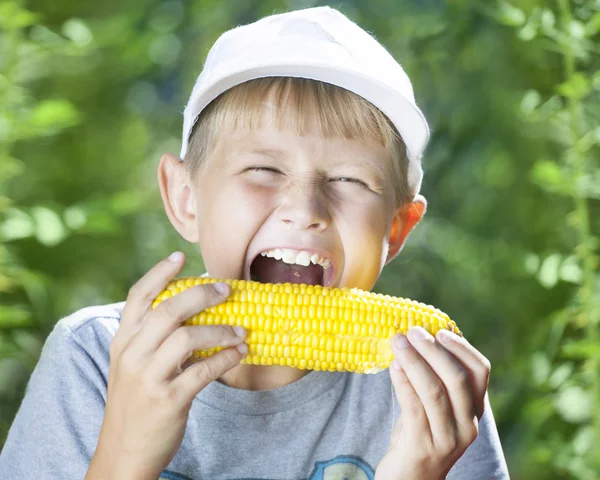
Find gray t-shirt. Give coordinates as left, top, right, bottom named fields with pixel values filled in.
left=0, top=301, right=509, bottom=479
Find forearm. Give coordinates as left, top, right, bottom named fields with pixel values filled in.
left=86, top=461, right=158, bottom=480
left=85, top=440, right=159, bottom=480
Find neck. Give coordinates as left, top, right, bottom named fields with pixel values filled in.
left=217, top=364, right=309, bottom=391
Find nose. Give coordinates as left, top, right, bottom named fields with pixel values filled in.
left=277, top=184, right=330, bottom=232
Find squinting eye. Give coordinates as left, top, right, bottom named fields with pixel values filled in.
left=248, top=167, right=281, bottom=174
left=331, top=177, right=368, bottom=187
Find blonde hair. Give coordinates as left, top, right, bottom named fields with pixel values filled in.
left=184, top=77, right=412, bottom=206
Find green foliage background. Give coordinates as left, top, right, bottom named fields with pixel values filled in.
left=1, top=0, right=599, bottom=477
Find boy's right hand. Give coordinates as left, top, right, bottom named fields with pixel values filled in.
left=87, top=252, right=247, bottom=480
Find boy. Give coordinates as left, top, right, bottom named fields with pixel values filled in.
left=0, top=7, right=509, bottom=479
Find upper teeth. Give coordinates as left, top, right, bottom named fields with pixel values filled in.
left=260, top=248, right=331, bottom=269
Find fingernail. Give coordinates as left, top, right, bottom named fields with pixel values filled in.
left=436, top=329, right=456, bottom=345
left=408, top=326, right=432, bottom=343
left=213, top=282, right=229, bottom=295
left=168, top=251, right=184, bottom=263
left=233, top=326, right=246, bottom=338
left=393, top=334, right=410, bottom=350
left=236, top=343, right=248, bottom=355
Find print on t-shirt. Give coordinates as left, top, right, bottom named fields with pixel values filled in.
left=159, top=454, right=375, bottom=480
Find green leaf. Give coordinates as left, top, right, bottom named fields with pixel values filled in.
left=548, top=363, right=575, bottom=389
left=586, top=12, right=600, bottom=36
left=495, top=2, right=526, bottom=27
left=28, top=25, right=69, bottom=50
left=557, top=73, right=591, bottom=100
left=0, top=2, right=39, bottom=29
left=530, top=160, right=568, bottom=195
left=61, top=18, right=94, bottom=47
left=31, top=206, right=68, bottom=247
left=524, top=252, right=540, bottom=274
left=520, top=89, right=541, bottom=115
left=536, top=95, right=563, bottom=119
left=518, top=22, right=538, bottom=41
left=537, top=253, right=561, bottom=289
left=80, top=212, right=122, bottom=235
left=573, top=426, right=595, bottom=456
left=531, top=351, right=551, bottom=385
left=576, top=173, right=600, bottom=200
left=540, top=9, right=555, bottom=33
left=28, top=99, right=80, bottom=135
left=554, top=386, right=592, bottom=423
left=568, top=20, right=586, bottom=39
left=576, top=126, right=600, bottom=152
left=559, top=255, right=583, bottom=284
left=63, top=206, right=87, bottom=230
left=561, top=340, right=600, bottom=359
left=0, top=208, right=34, bottom=242
left=0, top=305, right=32, bottom=329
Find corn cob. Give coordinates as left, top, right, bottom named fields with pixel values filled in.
left=151, top=277, right=461, bottom=374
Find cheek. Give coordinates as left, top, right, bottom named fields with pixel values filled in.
left=195, top=181, right=278, bottom=277
left=199, top=182, right=275, bottom=239
left=227, top=183, right=279, bottom=228
left=335, top=199, right=390, bottom=281
left=337, top=196, right=389, bottom=238
left=240, top=182, right=279, bottom=210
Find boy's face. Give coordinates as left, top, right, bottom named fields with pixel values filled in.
left=159, top=112, right=425, bottom=291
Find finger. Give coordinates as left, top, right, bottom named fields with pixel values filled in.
left=152, top=325, right=247, bottom=382
left=127, top=282, right=231, bottom=358
left=406, top=327, right=477, bottom=440
left=181, top=356, right=201, bottom=371
left=389, top=354, right=430, bottom=447
left=115, top=252, right=186, bottom=349
left=393, top=331, right=456, bottom=445
left=435, top=329, right=491, bottom=420
left=174, top=345, right=248, bottom=403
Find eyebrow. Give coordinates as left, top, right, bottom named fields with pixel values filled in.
left=329, top=156, right=387, bottom=175
left=248, top=148, right=386, bottom=172
left=246, top=148, right=287, bottom=161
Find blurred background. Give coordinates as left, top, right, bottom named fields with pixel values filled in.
left=1, top=0, right=599, bottom=477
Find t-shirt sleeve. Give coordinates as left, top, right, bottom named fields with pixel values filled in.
left=0, top=320, right=108, bottom=480
left=447, top=393, right=510, bottom=479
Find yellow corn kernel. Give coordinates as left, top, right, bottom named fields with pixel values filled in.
left=152, top=277, right=462, bottom=374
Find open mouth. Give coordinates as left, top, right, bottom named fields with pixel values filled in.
left=249, top=248, right=334, bottom=286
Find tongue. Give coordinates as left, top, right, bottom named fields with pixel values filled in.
left=250, top=255, right=324, bottom=285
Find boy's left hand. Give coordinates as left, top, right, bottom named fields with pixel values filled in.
left=375, top=326, right=491, bottom=480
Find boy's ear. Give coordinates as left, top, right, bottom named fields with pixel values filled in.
left=385, top=194, right=427, bottom=265
left=157, top=152, right=199, bottom=243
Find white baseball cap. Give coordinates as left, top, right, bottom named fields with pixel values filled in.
left=180, top=6, right=430, bottom=194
